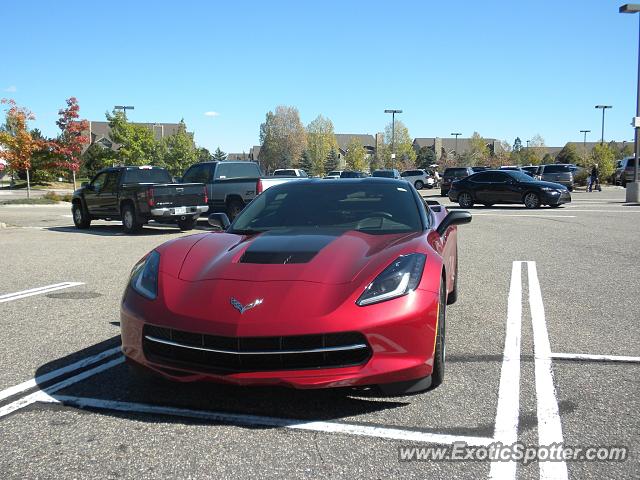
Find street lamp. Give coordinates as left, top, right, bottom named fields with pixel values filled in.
left=580, top=129, right=591, bottom=159
left=594, top=105, right=612, bottom=144
left=114, top=105, right=135, bottom=119
left=384, top=109, right=402, bottom=169
left=620, top=3, right=640, bottom=202
left=451, top=133, right=462, bottom=157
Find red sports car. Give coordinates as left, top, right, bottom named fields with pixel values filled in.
left=121, top=179, right=471, bottom=395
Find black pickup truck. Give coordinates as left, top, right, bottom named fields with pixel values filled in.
left=71, top=166, right=208, bottom=233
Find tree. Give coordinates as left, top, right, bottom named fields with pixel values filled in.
left=81, top=142, right=116, bottom=178
left=259, top=106, right=307, bottom=172
left=379, top=120, right=416, bottom=169
left=159, top=120, right=197, bottom=176
left=467, top=132, right=489, bottom=166
left=107, top=110, right=158, bottom=166
left=0, top=99, right=42, bottom=197
left=416, top=146, right=436, bottom=169
left=520, top=148, right=541, bottom=166
left=49, top=97, right=89, bottom=189
left=556, top=143, right=580, bottom=165
left=529, top=134, right=547, bottom=161
left=300, top=150, right=312, bottom=173
left=344, top=137, right=367, bottom=172
left=513, top=137, right=523, bottom=152
left=306, top=115, right=337, bottom=177
left=196, top=147, right=211, bottom=162
left=212, top=147, right=227, bottom=161
left=325, top=148, right=339, bottom=174
left=541, top=153, right=555, bottom=165
left=591, top=143, right=616, bottom=183
left=29, top=129, right=58, bottom=182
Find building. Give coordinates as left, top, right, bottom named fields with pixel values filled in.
left=226, top=153, right=251, bottom=161
left=85, top=121, right=194, bottom=151
left=334, top=134, right=377, bottom=169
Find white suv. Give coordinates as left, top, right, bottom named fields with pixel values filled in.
left=400, top=169, right=435, bottom=189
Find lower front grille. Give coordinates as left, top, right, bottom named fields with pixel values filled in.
left=142, top=325, right=371, bottom=373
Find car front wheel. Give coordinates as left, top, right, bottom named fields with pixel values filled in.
left=72, top=203, right=91, bottom=229
left=414, top=180, right=424, bottom=190
left=524, top=192, right=541, bottom=209
left=458, top=192, right=474, bottom=208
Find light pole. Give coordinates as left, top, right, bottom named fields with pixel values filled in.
left=580, top=129, right=591, bottom=160
left=114, top=105, right=135, bottom=119
left=384, top=109, right=402, bottom=169
left=594, top=105, right=612, bottom=144
left=620, top=3, right=640, bottom=202
left=451, top=133, right=462, bottom=158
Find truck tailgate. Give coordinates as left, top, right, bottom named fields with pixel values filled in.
left=149, top=183, right=206, bottom=207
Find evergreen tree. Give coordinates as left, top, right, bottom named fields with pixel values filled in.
left=325, top=148, right=339, bottom=174
left=300, top=150, right=313, bottom=173
left=416, top=146, right=436, bottom=169
left=212, top=147, right=227, bottom=161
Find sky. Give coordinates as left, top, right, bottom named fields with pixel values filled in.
left=1, top=0, right=638, bottom=152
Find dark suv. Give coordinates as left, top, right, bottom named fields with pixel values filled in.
left=441, top=167, right=474, bottom=196
left=539, top=164, right=574, bottom=191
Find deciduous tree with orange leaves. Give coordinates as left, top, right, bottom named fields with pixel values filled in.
left=49, top=97, right=89, bottom=189
left=0, top=99, right=42, bottom=197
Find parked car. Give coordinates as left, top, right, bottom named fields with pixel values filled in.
left=471, top=166, right=489, bottom=173
left=499, top=165, right=523, bottom=171
left=273, top=168, right=308, bottom=177
left=340, top=170, right=369, bottom=178
left=400, top=169, right=435, bottom=189
left=372, top=169, right=401, bottom=179
left=324, top=170, right=343, bottom=179
left=121, top=178, right=472, bottom=395
left=72, top=166, right=208, bottom=233
left=614, top=156, right=637, bottom=186
left=539, top=164, right=575, bottom=191
left=522, top=165, right=542, bottom=180
left=448, top=170, right=571, bottom=209
left=181, top=161, right=301, bottom=220
left=440, top=167, right=474, bottom=196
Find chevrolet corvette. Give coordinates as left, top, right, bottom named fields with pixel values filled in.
left=121, top=178, right=471, bottom=395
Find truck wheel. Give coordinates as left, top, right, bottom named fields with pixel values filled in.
left=122, top=204, right=142, bottom=233
left=226, top=198, right=245, bottom=220
left=177, top=217, right=196, bottom=231
left=72, top=203, right=91, bottom=229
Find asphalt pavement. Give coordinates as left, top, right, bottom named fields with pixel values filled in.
left=0, top=188, right=637, bottom=479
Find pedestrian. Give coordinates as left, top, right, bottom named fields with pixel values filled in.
left=589, top=164, right=600, bottom=192
left=586, top=171, right=592, bottom=192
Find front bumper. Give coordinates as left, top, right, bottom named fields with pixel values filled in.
left=150, top=205, right=209, bottom=218
left=121, top=283, right=439, bottom=389
left=541, top=190, right=571, bottom=205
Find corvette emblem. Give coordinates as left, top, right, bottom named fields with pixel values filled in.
left=230, top=297, right=263, bottom=314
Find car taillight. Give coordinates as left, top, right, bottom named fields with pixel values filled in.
left=147, top=187, right=155, bottom=207
left=256, top=179, right=263, bottom=194
left=203, top=185, right=208, bottom=204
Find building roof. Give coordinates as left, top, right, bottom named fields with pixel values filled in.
left=86, top=121, right=193, bottom=150
left=335, top=134, right=376, bottom=151
left=413, top=137, right=501, bottom=155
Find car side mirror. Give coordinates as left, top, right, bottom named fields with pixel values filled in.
left=436, top=210, right=472, bottom=236
left=208, top=213, right=230, bottom=231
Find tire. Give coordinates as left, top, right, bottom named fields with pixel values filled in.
left=523, top=192, right=541, bottom=209
left=72, top=202, right=91, bottom=229
left=226, top=198, right=245, bottom=220
left=122, top=204, right=142, bottom=233
left=458, top=192, right=474, bottom=208
left=177, top=217, right=196, bottom=231
left=414, top=180, right=424, bottom=190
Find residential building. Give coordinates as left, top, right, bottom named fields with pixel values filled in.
left=413, top=137, right=502, bottom=162
left=84, top=121, right=194, bottom=151
left=334, top=133, right=376, bottom=169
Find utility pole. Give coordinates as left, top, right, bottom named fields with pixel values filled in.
left=594, top=105, right=612, bottom=144
left=451, top=133, right=462, bottom=158
left=384, top=109, right=402, bottom=170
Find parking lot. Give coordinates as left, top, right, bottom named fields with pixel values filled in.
left=0, top=187, right=638, bottom=480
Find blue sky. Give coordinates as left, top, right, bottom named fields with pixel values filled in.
left=2, top=0, right=638, bottom=152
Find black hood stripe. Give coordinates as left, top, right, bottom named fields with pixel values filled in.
left=239, top=231, right=341, bottom=264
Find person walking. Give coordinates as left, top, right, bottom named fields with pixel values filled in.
left=589, top=164, right=600, bottom=192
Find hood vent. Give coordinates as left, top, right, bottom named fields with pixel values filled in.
left=239, top=251, right=317, bottom=264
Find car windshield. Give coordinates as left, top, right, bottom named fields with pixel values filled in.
left=444, top=168, right=470, bottom=178
left=504, top=170, right=535, bottom=182
left=122, top=168, right=172, bottom=184
left=544, top=165, right=572, bottom=173
left=231, top=182, right=423, bottom=234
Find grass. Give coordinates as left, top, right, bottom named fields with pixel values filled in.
left=0, top=197, right=59, bottom=205
left=0, top=179, right=83, bottom=191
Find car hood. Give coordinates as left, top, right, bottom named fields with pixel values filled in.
left=170, top=229, right=423, bottom=285
left=531, top=180, right=568, bottom=189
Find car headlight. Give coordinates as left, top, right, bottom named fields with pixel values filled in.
left=356, top=254, right=426, bottom=306
left=540, top=187, right=560, bottom=192
left=129, top=250, right=160, bottom=300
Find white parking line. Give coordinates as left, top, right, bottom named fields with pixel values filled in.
left=473, top=214, right=576, bottom=218
left=0, top=346, right=121, bottom=402
left=0, top=282, right=84, bottom=303
left=0, top=356, right=124, bottom=419
left=528, top=262, right=568, bottom=480
left=489, top=261, right=522, bottom=480
left=37, top=395, right=495, bottom=446
left=551, top=353, right=640, bottom=363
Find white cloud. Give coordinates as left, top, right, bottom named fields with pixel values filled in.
left=4, top=86, right=17, bottom=93
left=204, top=111, right=220, bottom=117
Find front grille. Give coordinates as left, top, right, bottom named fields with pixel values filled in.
left=142, top=324, right=371, bottom=373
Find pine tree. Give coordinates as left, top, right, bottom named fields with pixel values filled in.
left=325, top=148, right=339, bottom=174
left=212, top=147, right=227, bottom=161
left=300, top=150, right=312, bottom=173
